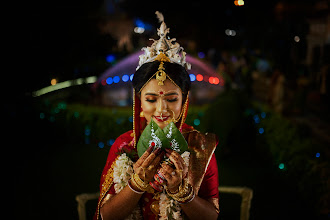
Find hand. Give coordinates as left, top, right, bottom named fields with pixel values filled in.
left=133, top=146, right=165, bottom=183
left=159, top=148, right=188, bottom=193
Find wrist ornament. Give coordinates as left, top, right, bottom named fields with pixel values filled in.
left=166, top=179, right=195, bottom=204
left=131, top=173, right=154, bottom=193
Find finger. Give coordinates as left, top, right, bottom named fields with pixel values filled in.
left=150, top=151, right=165, bottom=168
left=135, top=145, right=154, bottom=167
left=165, top=148, right=185, bottom=166
left=141, top=147, right=162, bottom=168
left=159, top=167, right=173, bottom=182
left=161, top=162, right=175, bottom=174
left=165, top=152, right=184, bottom=171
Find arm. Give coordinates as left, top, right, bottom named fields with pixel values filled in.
left=180, top=196, right=218, bottom=220
left=100, top=146, right=165, bottom=219
left=100, top=183, right=143, bottom=220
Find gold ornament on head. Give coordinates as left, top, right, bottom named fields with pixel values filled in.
left=137, top=11, right=191, bottom=93
left=136, top=11, right=191, bottom=71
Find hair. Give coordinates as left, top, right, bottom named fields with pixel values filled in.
left=132, top=61, right=191, bottom=99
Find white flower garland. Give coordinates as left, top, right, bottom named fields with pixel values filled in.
left=113, top=151, right=190, bottom=220
left=113, top=153, right=142, bottom=220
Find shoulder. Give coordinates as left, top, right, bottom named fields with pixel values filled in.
left=107, top=130, right=135, bottom=160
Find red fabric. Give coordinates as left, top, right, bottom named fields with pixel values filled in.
left=198, top=154, right=219, bottom=199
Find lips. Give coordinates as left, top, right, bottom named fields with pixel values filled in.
left=153, top=115, right=170, bottom=122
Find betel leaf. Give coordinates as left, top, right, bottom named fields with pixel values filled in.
left=163, top=122, right=188, bottom=154
left=137, top=119, right=188, bottom=157
left=137, top=118, right=170, bottom=157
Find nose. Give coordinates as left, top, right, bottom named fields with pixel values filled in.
left=156, top=99, right=167, bottom=113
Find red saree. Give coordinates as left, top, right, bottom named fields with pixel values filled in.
left=94, top=123, right=219, bottom=220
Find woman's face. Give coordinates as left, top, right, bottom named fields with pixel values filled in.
left=140, top=79, right=183, bottom=129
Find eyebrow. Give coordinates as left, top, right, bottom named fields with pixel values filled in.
left=144, top=92, right=179, bottom=96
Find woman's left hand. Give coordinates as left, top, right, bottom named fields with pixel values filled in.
left=159, top=148, right=188, bottom=193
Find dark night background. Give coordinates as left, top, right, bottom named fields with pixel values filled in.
left=8, top=0, right=330, bottom=219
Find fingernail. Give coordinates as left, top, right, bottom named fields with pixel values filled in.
left=166, top=152, right=171, bottom=158
left=147, top=145, right=154, bottom=153
left=154, top=147, right=161, bottom=155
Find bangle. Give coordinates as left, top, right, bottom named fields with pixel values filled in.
left=178, top=188, right=195, bottom=204
left=131, top=173, right=150, bottom=192
left=128, top=179, right=144, bottom=194
left=166, top=179, right=195, bottom=203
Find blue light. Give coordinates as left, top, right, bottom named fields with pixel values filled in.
left=85, top=128, right=91, bottom=136
left=194, top=119, right=200, bottom=126
left=128, top=116, right=133, bottom=122
left=106, top=77, right=113, bottom=85
left=135, top=18, right=145, bottom=28
left=98, top=142, right=105, bottom=148
left=253, top=115, right=260, bottom=124
left=189, top=74, right=196, bottom=82
left=113, top=76, right=120, bottom=83
left=108, top=139, right=115, bottom=146
left=130, top=74, right=134, bottom=81
left=198, top=52, right=205, bottom=59
left=316, top=152, right=320, bottom=158
left=261, top=112, right=266, bottom=118
left=258, top=127, right=264, bottom=134
left=106, top=54, right=116, bottom=63
left=122, top=74, right=129, bottom=82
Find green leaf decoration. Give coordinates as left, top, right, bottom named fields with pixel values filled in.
left=137, top=119, right=188, bottom=157
left=163, top=122, right=188, bottom=154
left=137, top=118, right=170, bottom=157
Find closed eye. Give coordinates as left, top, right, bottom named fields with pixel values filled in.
left=145, top=99, right=156, bottom=103
left=167, top=98, right=178, bottom=103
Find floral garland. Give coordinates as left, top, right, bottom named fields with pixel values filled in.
left=113, top=151, right=190, bottom=220
left=113, top=153, right=142, bottom=220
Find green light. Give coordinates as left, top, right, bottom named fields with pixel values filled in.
left=279, top=163, right=285, bottom=170
left=193, top=119, right=200, bottom=126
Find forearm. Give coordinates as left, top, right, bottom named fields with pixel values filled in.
left=180, top=195, right=218, bottom=220
left=100, top=184, right=143, bottom=220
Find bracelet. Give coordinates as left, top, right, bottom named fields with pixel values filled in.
left=128, top=179, right=144, bottom=194
left=166, top=179, right=195, bottom=203
left=131, top=173, right=150, bottom=192
left=178, top=189, right=196, bottom=204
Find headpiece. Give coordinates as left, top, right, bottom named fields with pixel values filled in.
left=136, top=11, right=191, bottom=71
left=136, top=11, right=191, bottom=92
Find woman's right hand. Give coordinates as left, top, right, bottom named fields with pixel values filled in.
left=133, top=146, right=165, bottom=183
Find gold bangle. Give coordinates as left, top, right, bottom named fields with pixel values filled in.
left=166, top=178, right=192, bottom=200
left=132, top=173, right=149, bottom=191
left=168, top=183, right=194, bottom=203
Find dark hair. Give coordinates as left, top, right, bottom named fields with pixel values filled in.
left=132, top=61, right=191, bottom=98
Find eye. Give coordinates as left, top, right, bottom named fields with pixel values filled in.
left=145, top=99, right=156, bottom=103
left=167, top=98, right=178, bottom=103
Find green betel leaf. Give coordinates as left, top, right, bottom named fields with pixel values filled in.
left=137, top=118, right=170, bottom=157
left=163, top=122, right=188, bottom=154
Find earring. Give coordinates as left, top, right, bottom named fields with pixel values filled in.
left=140, top=111, right=145, bottom=117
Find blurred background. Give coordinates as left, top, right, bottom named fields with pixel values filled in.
left=9, top=0, right=329, bottom=219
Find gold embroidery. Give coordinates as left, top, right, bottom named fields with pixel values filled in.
left=208, top=198, right=220, bottom=214
left=96, top=156, right=118, bottom=220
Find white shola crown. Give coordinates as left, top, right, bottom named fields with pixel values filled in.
left=136, top=11, right=191, bottom=70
